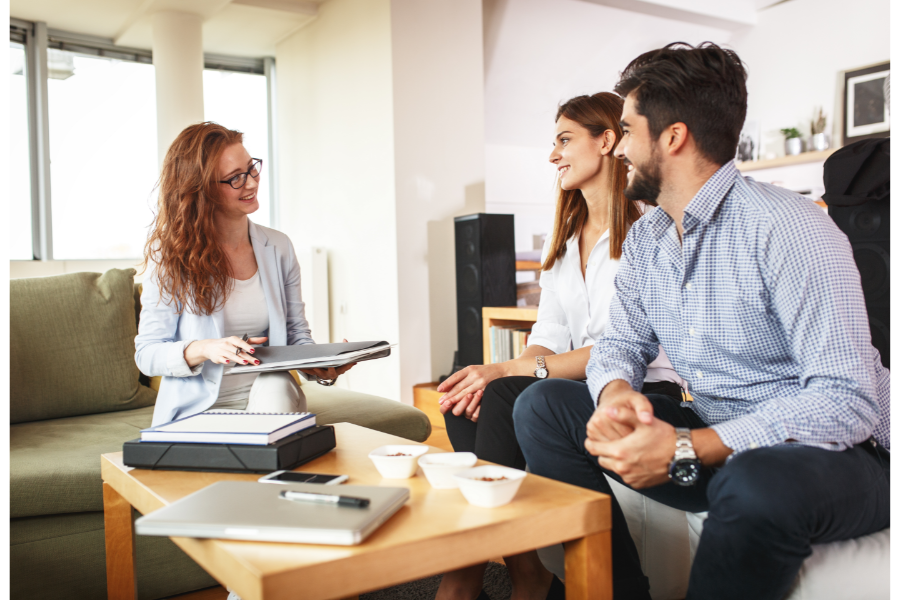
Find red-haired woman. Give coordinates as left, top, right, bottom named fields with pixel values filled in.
left=435, top=93, right=684, bottom=600
left=136, top=122, right=350, bottom=428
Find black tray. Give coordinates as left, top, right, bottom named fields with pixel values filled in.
left=123, top=424, right=336, bottom=473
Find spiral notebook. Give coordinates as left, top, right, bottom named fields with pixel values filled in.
left=140, top=412, right=316, bottom=445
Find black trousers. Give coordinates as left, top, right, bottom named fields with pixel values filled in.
left=512, top=379, right=891, bottom=600
left=443, top=376, right=683, bottom=471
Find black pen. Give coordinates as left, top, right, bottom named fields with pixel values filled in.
left=235, top=333, right=250, bottom=358
left=280, top=490, right=370, bottom=508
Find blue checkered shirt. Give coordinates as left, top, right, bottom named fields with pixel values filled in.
left=586, top=161, right=890, bottom=454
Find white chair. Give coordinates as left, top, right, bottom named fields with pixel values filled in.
left=539, top=478, right=890, bottom=600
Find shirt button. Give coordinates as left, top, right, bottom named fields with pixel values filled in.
left=685, top=282, right=693, bottom=290
left=688, top=327, right=696, bottom=336
left=749, top=442, right=759, bottom=449
left=695, top=370, right=703, bottom=378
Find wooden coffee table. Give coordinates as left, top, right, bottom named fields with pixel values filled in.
left=101, top=423, right=611, bottom=600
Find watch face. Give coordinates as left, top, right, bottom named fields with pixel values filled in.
left=534, top=367, right=549, bottom=379
left=668, top=459, right=701, bottom=486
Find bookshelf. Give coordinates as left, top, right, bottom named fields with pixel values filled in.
left=482, top=306, right=538, bottom=365
left=735, top=148, right=837, bottom=172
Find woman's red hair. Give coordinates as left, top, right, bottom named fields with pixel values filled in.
left=143, top=122, right=243, bottom=315
left=542, top=93, right=643, bottom=271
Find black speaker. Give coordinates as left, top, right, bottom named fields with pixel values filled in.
left=454, top=214, right=516, bottom=367
left=824, top=138, right=890, bottom=368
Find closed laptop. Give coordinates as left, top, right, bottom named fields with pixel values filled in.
left=135, top=481, right=409, bottom=546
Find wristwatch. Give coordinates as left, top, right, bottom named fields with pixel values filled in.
left=668, top=428, right=701, bottom=486
left=534, top=356, right=549, bottom=379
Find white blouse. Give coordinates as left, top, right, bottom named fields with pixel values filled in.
left=528, top=231, right=685, bottom=387
left=213, top=271, right=271, bottom=408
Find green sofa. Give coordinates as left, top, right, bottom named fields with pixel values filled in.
left=10, top=268, right=431, bottom=600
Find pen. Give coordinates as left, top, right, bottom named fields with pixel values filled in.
left=235, top=333, right=250, bottom=358
left=280, top=490, right=370, bottom=509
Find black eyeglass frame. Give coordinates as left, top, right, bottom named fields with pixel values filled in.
left=219, top=158, right=264, bottom=189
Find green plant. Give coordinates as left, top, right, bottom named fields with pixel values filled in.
left=810, top=107, right=827, bottom=135
left=780, top=127, right=802, bottom=139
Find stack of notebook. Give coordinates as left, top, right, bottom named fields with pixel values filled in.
left=123, top=412, right=336, bottom=473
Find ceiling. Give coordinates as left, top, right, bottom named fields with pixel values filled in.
left=9, top=0, right=327, bottom=57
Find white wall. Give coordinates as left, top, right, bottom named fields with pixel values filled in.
left=730, top=0, right=890, bottom=160
left=482, top=0, right=732, bottom=251
left=275, top=0, right=402, bottom=401
left=276, top=0, right=486, bottom=404
left=390, top=0, right=486, bottom=400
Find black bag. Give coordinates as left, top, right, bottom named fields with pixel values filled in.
left=822, top=137, right=890, bottom=368
left=822, top=138, right=889, bottom=206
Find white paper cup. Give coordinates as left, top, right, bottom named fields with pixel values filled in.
left=368, top=444, right=429, bottom=478
left=417, top=452, right=478, bottom=489
left=454, top=465, right=527, bottom=507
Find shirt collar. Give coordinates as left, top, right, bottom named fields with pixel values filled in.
left=683, top=160, right=739, bottom=230
left=644, top=160, right=739, bottom=240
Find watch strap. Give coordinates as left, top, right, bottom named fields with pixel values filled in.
left=673, top=427, right=697, bottom=461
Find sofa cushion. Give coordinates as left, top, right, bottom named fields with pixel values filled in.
left=301, top=379, right=432, bottom=442
left=11, top=512, right=216, bottom=600
left=10, top=268, right=156, bottom=424
left=10, top=406, right=155, bottom=518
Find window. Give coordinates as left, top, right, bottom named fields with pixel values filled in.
left=47, top=50, right=158, bottom=259
left=10, top=41, right=32, bottom=260
left=10, top=21, right=276, bottom=260
left=204, top=69, right=271, bottom=228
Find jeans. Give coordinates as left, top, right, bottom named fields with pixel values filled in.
left=513, top=379, right=890, bottom=600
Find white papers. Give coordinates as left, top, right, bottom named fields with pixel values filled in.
left=141, top=412, right=316, bottom=445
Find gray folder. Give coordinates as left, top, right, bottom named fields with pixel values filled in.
left=135, top=481, right=409, bottom=545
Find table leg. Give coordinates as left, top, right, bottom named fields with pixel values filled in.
left=103, top=482, right=137, bottom=600
left=564, top=531, right=612, bottom=600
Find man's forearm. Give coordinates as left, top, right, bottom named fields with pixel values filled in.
left=692, top=428, right=732, bottom=468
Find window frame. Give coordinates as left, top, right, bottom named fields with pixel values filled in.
left=9, top=19, right=279, bottom=260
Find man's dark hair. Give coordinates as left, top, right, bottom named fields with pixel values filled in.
left=614, top=42, right=748, bottom=166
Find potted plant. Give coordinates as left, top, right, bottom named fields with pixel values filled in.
left=780, top=127, right=803, bottom=156
left=810, top=107, right=829, bottom=151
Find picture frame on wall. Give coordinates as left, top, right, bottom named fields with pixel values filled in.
left=842, top=61, right=890, bottom=144
left=735, top=119, right=760, bottom=163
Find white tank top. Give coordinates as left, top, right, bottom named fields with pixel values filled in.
left=213, top=271, right=270, bottom=409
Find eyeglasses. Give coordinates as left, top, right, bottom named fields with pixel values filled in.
left=219, top=158, right=263, bottom=189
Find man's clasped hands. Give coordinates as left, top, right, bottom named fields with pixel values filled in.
left=437, top=365, right=687, bottom=490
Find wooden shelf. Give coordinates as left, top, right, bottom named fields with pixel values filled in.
left=482, top=306, right=539, bottom=365
left=736, top=148, right=837, bottom=172
left=516, top=260, right=542, bottom=271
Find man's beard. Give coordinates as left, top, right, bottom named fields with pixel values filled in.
left=624, top=153, right=662, bottom=206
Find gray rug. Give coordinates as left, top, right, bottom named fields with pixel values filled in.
left=360, top=562, right=512, bottom=600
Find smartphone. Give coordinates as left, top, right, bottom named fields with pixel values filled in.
left=258, top=470, right=349, bottom=485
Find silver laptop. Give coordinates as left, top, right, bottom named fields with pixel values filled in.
left=135, top=481, right=410, bottom=546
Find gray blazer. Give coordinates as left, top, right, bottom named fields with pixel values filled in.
left=135, top=221, right=314, bottom=426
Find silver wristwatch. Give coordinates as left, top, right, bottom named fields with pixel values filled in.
left=668, top=427, right=701, bottom=486
left=534, top=356, right=549, bottom=379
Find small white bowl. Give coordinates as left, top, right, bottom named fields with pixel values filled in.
left=454, top=465, right=527, bottom=507
left=417, top=452, right=478, bottom=489
left=368, top=444, right=429, bottom=478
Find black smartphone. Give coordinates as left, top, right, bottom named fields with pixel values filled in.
left=258, top=470, right=348, bottom=485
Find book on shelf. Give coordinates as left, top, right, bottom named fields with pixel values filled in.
left=140, top=411, right=316, bottom=445
left=489, top=325, right=531, bottom=363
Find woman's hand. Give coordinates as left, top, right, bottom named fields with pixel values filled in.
left=437, top=363, right=513, bottom=415
left=185, top=336, right=267, bottom=367
left=300, top=339, right=356, bottom=382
